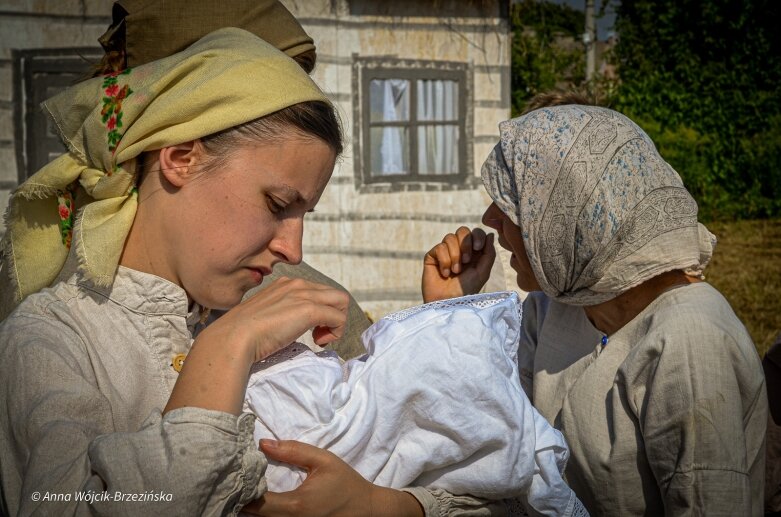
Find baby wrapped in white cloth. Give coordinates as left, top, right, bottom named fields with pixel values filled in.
left=244, top=292, right=585, bottom=516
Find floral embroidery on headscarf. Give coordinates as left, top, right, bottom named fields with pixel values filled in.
left=56, top=182, right=77, bottom=249
left=101, top=69, right=133, bottom=159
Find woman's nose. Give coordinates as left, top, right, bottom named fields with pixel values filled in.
left=270, top=218, right=304, bottom=265
left=482, top=202, right=502, bottom=230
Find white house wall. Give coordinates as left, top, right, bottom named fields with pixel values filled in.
left=283, top=0, right=511, bottom=317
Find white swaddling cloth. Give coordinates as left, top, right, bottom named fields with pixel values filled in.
left=244, top=292, right=581, bottom=516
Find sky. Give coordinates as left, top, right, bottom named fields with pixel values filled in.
left=545, top=0, right=617, bottom=40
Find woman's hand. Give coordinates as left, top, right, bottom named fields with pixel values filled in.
left=208, top=277, right=351, bottom=363
left=422, top=227, right=496, bottom=303
left=165, top=278, right=349, bottom=416
left=242, top=440, right=424, bottom=517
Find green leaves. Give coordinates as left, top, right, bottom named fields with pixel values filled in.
left=510, top=0, right=586, bottom=116
left=611, top=0, right=781, bottom=220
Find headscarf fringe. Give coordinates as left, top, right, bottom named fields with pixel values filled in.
left=0, top=203, right=23, bottom=321
left=13, top=183, right=61, bottom=200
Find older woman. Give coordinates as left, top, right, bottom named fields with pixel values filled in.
left=423, top=105, right=767, bottom=515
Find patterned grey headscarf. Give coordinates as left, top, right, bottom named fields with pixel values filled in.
left=482, top=105, right=716, bottom=306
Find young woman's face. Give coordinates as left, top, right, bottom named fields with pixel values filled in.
left=482, top=202, right=541, bottom=292
left=163, top=137, right=336, bottom=310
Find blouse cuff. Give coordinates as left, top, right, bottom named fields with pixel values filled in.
left=401, top=487, right=442, bottom=517
left=401, top=487, right=500, bottom=517
left=161, top=408, right=267, bottom=513
left=88, top=407, right=267, bottom=516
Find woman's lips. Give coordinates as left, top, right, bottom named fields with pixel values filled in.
left=247, top=268, right=264, bottom=284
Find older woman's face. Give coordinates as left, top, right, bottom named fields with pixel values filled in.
left=482, top=202, right=541, bottom=292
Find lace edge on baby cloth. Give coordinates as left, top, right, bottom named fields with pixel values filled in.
left=382, top=291, right=522, bottom=324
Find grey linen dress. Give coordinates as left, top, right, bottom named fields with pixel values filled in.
left=520, top=284, right=766, bottom=515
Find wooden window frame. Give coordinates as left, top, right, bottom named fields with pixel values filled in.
left=13, top=47, right=101, bottom=182
left=353, top=58, right=475, bottom=193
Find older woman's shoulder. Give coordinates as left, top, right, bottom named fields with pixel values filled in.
left=633, top=282, right=759, bottom=369
left=646, top=282, right=750, bottom=338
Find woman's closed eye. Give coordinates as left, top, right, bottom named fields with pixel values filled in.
left=267, top=195, right=289, bottom=215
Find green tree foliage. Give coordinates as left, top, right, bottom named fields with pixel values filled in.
left=611, top=0, right=781, bottom=220
left=511, top=0, right=585, bottom=115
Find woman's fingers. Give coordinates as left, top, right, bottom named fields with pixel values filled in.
left=260, top=439, right=331, bottom=471
left=470, top=227, right=487, bottom=252
left=421, top=227, right=497, bottom=303
left=243, top=440, right=380, bottom=516
left=425, top=227, right=488, bottom=278
left=454, top=226, right=473, bottom=269
left=217, top=277, right=350, bottom=362
left=475, top=233, right=496, bottom=279
left=425, top=242, right=453, bottom=277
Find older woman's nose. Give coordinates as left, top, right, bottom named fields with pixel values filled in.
left=482, top=202, right=503, bottom=231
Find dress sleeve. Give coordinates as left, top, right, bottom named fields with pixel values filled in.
left=402, top=487, right=511, bottom=516
left=518, top=293, right=547, bottom=398
left=0, top=314, right=267, bottom=517
left=624, top=320, right=767, bottom=516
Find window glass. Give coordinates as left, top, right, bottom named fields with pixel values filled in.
left=417, top=125, right=459, bottom=175
left=369, top=79, right=410, bottom=122
left=417, top=79, right=458, bottom=121
left=370, top=126, right=409, bottom=175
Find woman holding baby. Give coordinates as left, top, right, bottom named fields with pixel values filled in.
left=0, top=1, right=766, bottom=516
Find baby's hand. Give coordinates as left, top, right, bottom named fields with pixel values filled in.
left=421, top=226, right=496, bottom=303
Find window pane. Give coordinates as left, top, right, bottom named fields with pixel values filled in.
left=369, top=79, right=410, bottom=122
left=417, top=79, right=458, bottom=121
left=371, top=126, right=409, bottom=175
left=417, top=124, right=459, bottom=175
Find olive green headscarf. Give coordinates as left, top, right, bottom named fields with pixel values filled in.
left=0, top=28, right=328, bottom=318
left=99, top=0, right=316, bottom=70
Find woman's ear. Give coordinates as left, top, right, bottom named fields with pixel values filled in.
left=157, top=141, right=201, bottom=188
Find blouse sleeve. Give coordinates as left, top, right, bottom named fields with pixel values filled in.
left=623, top=319, right=767, bottom=516
left=0, top=313, right=267, bottom=517
left=402, top=487, right=511, bottom=516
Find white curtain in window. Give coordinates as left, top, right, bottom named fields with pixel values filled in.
left=417, top=79, right=457, bottom=121
left=371, top=79, right=409, bottom=175
left=417, top=80, right=458, bottom=175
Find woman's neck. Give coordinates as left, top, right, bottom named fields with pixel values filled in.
left=583, top=270, right=701, bottom=336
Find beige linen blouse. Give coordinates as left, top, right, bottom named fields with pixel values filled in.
left=0, top=262, right=267, bottom=516
left=519, top=282, right=767, bottom=516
